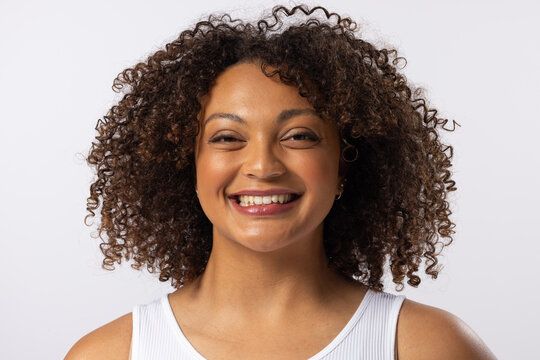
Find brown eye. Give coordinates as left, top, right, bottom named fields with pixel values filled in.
left=208, top=135, right=243, bottom=143
left=284, top=132, right=320, bottom=142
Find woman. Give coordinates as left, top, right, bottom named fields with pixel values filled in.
left=66, top=4, right=496, bottom=359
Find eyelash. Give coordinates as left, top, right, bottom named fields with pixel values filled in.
left=208, top=135, right=240, bottom=143
left=287, top=132, right=320, bottom=142
left=208, top=132, right=320, bottom=143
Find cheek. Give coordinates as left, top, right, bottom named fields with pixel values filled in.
left=195, top=151, right=239, bottom=224
left=196, top=151, right=237, bottom=194
left=291, top=149, right=340, bottom=193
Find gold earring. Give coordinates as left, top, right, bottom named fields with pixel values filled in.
left=335, top=182, right=344, bottom=200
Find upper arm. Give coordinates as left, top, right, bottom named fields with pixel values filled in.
left=64, top=313, right=133, bottom=360
left=396, top=299, right=497, bottom=360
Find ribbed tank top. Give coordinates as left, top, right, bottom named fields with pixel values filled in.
left=131, top=289, right=405, bottom=360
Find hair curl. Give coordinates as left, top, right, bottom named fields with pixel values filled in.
left=86, top=4, right=458, bottom=291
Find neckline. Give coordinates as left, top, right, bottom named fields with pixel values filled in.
left=161, top=288, right=375, bottom=360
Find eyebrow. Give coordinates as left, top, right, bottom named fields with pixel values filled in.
left=203, top=108, right=322, bottom=126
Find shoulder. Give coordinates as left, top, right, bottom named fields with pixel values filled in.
left=396, top=298, right=497, bottom=360
left=64, top=312, right=132, bottom=360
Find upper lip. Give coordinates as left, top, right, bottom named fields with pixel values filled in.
left=228, top=189, right=303, bottom=198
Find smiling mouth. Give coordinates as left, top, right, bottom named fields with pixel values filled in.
left=234, top=194, right=301, bottom=207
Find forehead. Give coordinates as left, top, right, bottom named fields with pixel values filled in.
left=200, top=62, right=315, bottom=123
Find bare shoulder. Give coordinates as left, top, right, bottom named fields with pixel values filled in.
left=396, top=299, right=497, bottom=360
left=64, top=313, right=132, bottom=360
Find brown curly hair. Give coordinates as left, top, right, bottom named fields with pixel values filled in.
left=86, top=4, right=458, bottom=291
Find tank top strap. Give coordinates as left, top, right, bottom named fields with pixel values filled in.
left=131, top=295, right=198, bottom=360
left=315, top=289, right=405, bottom=360
left=363, top=290, right=406, bottom=359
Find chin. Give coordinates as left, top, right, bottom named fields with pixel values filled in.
left=237, top=235, right=294, bottom=252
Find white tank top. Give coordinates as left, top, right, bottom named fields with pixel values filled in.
left=131, top=289, right=405, bottom=360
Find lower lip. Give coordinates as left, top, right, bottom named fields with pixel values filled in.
left=230, top=196, right=301, bottom=216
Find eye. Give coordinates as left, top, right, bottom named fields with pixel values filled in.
left=208, top=135, right=243, bottom=143
left=283, top=131, right=320, bottom=142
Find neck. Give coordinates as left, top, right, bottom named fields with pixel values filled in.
left=178, top=224, right=354, bottom=325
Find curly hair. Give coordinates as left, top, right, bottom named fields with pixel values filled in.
left=86, top=4, right=458, bottom=291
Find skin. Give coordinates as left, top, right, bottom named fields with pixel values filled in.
left=65, top=62, right=497, bottom=360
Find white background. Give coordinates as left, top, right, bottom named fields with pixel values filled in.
left=1, top=0, right=538, bottom=359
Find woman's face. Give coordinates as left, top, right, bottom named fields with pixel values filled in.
left=195, top=61, right=342, bottom=252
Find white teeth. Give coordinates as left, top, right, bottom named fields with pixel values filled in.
left=237, top=194, right=295, bottom=207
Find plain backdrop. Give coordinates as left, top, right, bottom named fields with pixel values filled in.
left=1, top=0, right=538, bottom=359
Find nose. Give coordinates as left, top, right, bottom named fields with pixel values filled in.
left=242, top=141, right=286, bottom=180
